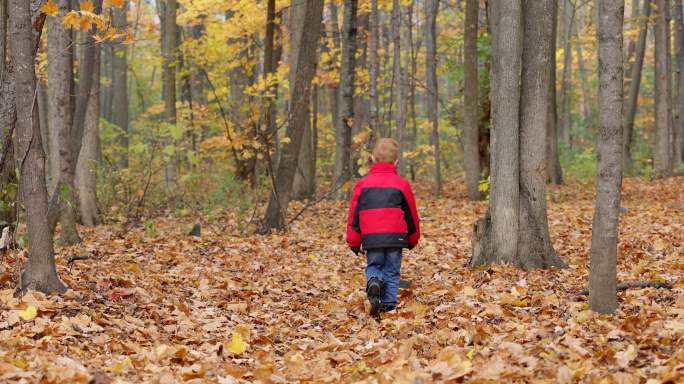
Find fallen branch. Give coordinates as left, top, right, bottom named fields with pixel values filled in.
left=66, top=255, right=89, bottom=265
left=576, top=281, right=673, bottom=297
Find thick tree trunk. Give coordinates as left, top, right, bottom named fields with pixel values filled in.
left=673, top=0, right=684, bottom=166
left=464, top=0, right=482, bottom=199
left=517, top=0, right=563, bottom=268
left=391, top=0, right=406, bottom=174
left=0, top=0, right=5, bottom=75
left=369, top=0, right=380, bottom=142
left=0, top=0, right=16, bottom=244
left=471, top=0, right=564, bottom=269
left=10, top=0, right=66, bottom=293
left=474, top=0, right=522, bottom=265
left=261, top=0, right=323, bottom=231
left=332, top=0, right=358, bottom=200
left=425, top=0, right=442, bottom=194
left=654, top=0, right=673, bottom=176
left=547, top=0, right=563, bottom=185
left=48, top=0, right=81, bottom=245
left=590, top=0, right=624, bottom=314
left=76, top=36, right=101, bottom=227
left=112, top=6, right=128, bottom=169
left=623, top=0, right=651, bottom=170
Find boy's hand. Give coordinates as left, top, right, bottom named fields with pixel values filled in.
left=351, top=247, right=361, bottom=255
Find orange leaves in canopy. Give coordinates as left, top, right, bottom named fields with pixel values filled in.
left=40, top=0, right=59, bottom=17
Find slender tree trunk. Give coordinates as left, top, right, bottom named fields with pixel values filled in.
left=574, top=20, right=593, bottom=133
left=590, top=0, right=624, bottom=314
left=48, top=0, right=81, bottom=245
left=369, top=0, right=380, bottom=143
left=262, top=0, right=323, bottom=231
left=675, top=0, right=684, bottom=166
left=655, top=0, right=673, bottom=176
left=0, top=0, right=16, bottom=244
left=559, top=0, right=574, bottom=145
left=328, top=1, right=341, bottom=145
left=464, top=0, right=482, bottom=199
left=332, top=0, right=358, bottom=200
left=112, top=6, right=128, bottom=169
left=407, top=2, right=418, bottom=181
left=547, top=0, right=563, bottom=184
left=161, top=0, right=178, bottom=186
left=101, top=45, right=113, bottom=122
left=76, top=31, right=101, bottom=227
left=391, top=0, right=406, bottom=174
left=624, top=0, right=651, bottom=170
left=425, top=0, right=442, bottom=194
left=0, top=0, right=5, bottom=75
left=10, top=0, right=66, bottom=293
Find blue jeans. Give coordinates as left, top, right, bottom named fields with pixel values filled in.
left=366, top=248, right=403, bottom=306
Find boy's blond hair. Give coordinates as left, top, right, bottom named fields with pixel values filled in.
left=372, top=138, right=399, bottom=164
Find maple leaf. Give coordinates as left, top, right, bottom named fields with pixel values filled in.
left=40, top=0, right=59, bottom=17
left=227, top=331, right=248, bottom=355
left=63, top=11, right=81, bottom=30
left=80, top=0, right=94, bottom=13
left=16, top=305, right=37, bottom=321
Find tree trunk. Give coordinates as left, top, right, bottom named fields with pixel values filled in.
left=464, top=0, right=482, bottom=199
left=261, top=0, right=324, bottom=231
left=574, top=20, right=593, bottom=133
left=112, top=6, right=128, bottom=169
left=0, top=0, right=16, bottom=244
left=161, top=0, right=178, bottom=187
left=425, top=0, right=442, bottom=194
left=590, top=0, right=624, bottom=314
left=474, top=0, right=522, bottom=265
left=332, top=0, right=358, bottom=200
left=655, top=0, right=673, bottom=176
left=291, top=0, right=316, bottom=200
left=547, top=0, right=563, bottom=185
left=407, top=2, right=418, bottom=180
left=471, top=0, right=565, bottom=269
left=558, top=0, right=574, bottom=145
left=10, top=0, right=67, bottom=293
left=623, top=0, right=651, bottom=170
left=48, top=0, right=80, bottom=245
left=517, top=0, right=562, bottom=268
left=76, top=32, right=101, bottom=227
left=369, top=0, right=380, bottom=143
left=673, top=0, right=684, bottom=167
left=391, top=0, right=406, bottom=174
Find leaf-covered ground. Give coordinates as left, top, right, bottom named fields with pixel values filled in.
left=0, top=177, right=682, bottom=383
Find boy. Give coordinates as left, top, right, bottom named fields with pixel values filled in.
left=346, top=138, right=420, bottom=316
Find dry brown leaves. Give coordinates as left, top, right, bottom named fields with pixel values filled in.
left=0, top=177, right=682, bottom=383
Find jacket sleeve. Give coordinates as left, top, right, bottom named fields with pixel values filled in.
left=346, top=181, right=363, bottom=249
left=401, top=182, right=420, bottom=249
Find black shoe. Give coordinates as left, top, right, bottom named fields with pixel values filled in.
left=380, top=304, right=396, bottom=313
left=366, top=278, right=383, bottom=316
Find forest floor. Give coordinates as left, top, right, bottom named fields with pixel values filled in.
left=0, top=177, right=682, bottom=383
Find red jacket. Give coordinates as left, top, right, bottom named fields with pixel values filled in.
left=346, top=162, right=420, bottom=250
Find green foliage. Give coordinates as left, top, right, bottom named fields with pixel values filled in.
left=559, top=143, right=597, bottom=180
left=144, top=219, right=159, bottom=237
left=478, top=176, right=490, bottom=202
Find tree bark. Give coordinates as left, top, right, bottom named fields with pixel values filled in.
left=655, top=0, right=673, bottom=176
left=547, top=0, right=563, bottom=185
left=10, top=0, right=67, bottom=293
left=590, top=0, right=624, bottom=314
left=425, top=0, right=442, bottom=194
left=464, top=0, right=482, bottom=199
left=623, top=0, right=651, bottom=170
left=574, top=19, right=593, bottom=133
left=261, top=0, right=324, bottom=231
left=332, top=0, right=358, bottom=200
left=112, top=5, right=128, bottom=169
left=391, top=0, right=406, bottom=174
left=0, top=0, right=16, bottom=243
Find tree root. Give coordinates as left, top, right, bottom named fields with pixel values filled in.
left=576, top=281, right=673, bottom=297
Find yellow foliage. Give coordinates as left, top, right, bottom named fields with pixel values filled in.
left=41, top=0, right=59, bottom=16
